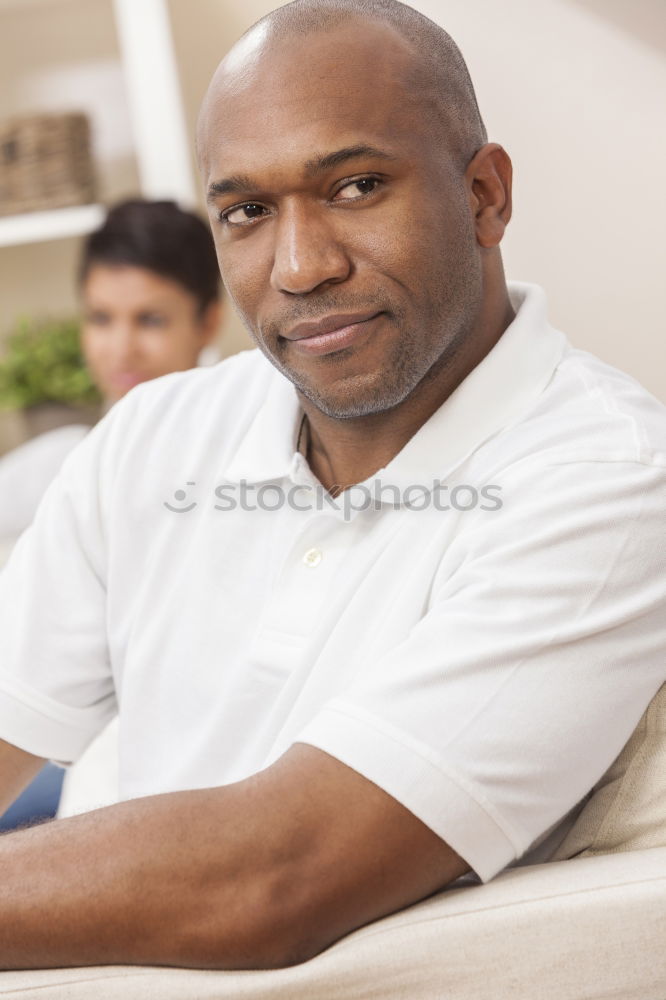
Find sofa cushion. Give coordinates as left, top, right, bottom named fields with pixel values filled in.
left=552, top=681, right=666, bottom=860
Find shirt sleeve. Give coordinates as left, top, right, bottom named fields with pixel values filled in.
left=297, top=456, right=666, bottom=882
left=0, top=418, right=118, bottom=765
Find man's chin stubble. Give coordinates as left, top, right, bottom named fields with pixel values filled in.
left=285, top=351, right=434, bottom=420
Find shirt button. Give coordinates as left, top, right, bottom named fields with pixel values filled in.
left=303, top=547, right=322, bottom=567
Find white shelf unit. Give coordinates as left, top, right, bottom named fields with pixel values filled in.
left=0, top=204, right=106, bottom=248
left=0, top=0, right=196, bottom=250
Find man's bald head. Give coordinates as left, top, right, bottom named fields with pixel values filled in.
left=198, top=0, right=487, bottom=174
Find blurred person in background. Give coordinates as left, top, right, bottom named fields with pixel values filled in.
left=0, top=198, right=222, bottom=831
left=0, top=198, right=222, bottom=550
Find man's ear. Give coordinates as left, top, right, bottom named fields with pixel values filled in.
left=466, top=143, right=513, bottom=249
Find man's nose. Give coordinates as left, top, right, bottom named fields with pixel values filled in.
left=270, top=202, right=351, bottom=295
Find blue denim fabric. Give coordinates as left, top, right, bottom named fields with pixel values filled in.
left=0, top=763, right=65, bottom=830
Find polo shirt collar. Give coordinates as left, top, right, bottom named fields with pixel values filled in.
left=224, top=282, right=566, bottom=491
left=377, top=281, right=566, bottom=492
left=223, top=357, right=302, bottom=485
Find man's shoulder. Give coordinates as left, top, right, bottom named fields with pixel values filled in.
left=550, top=346, right=664, bottom=461
left=125, top=348, right=275, bottom=413
left=64, top=349, right=284, bottom=486
left=100, top=349, right=277, bottom=442
left=488, top=344, right=666, bottom=477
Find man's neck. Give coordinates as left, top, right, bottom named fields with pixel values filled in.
left=300, top=287, right=516, bottom=495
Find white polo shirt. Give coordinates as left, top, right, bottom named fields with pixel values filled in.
left=1, top=282, right=664, bottom=883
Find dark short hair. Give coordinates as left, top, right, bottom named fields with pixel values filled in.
left=79, top=199, right=221, bottom=314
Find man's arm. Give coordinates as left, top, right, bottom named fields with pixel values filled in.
left=0, top=743, right=468, bottom=971
left=0, top=739, right=45, bottom=817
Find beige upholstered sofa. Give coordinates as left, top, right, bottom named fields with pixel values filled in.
left=1, top=683, right=664, bottom=1000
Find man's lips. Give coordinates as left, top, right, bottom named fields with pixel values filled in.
left=281, top=311, right=384, bottom=356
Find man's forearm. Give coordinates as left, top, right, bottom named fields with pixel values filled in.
left=0, top=745, right=466, bottom=972
left=0, top=783, right=300, bottom=971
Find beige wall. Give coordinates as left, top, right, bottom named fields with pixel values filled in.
left=420, top=0, right=666, bottom=402
left=1, top=0, right=665, bottom=400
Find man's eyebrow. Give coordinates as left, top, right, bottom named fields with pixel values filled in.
left=207, top=175, right=256, bottom=201
left=207, top=145, right=397, bottom=202
left=304, top=144, right=398, bottom=175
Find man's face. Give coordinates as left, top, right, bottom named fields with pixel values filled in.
left=202, top=22, right=483, bottom=419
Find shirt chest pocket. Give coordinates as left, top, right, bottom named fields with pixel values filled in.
left=243, top=626, right=309, bottom=683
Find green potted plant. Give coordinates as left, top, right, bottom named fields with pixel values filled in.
left=0, top=317, right=102, bottom=439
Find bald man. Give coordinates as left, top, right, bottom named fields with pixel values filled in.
left=0, top=0, right=664, bottom=974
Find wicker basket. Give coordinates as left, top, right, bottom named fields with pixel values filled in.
left=0, top=112, right=96, bottom=217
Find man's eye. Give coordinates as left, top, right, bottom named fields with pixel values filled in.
left=221, top=203, right=267, bottom=226
left=334, top=177, right=380, bottom=201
